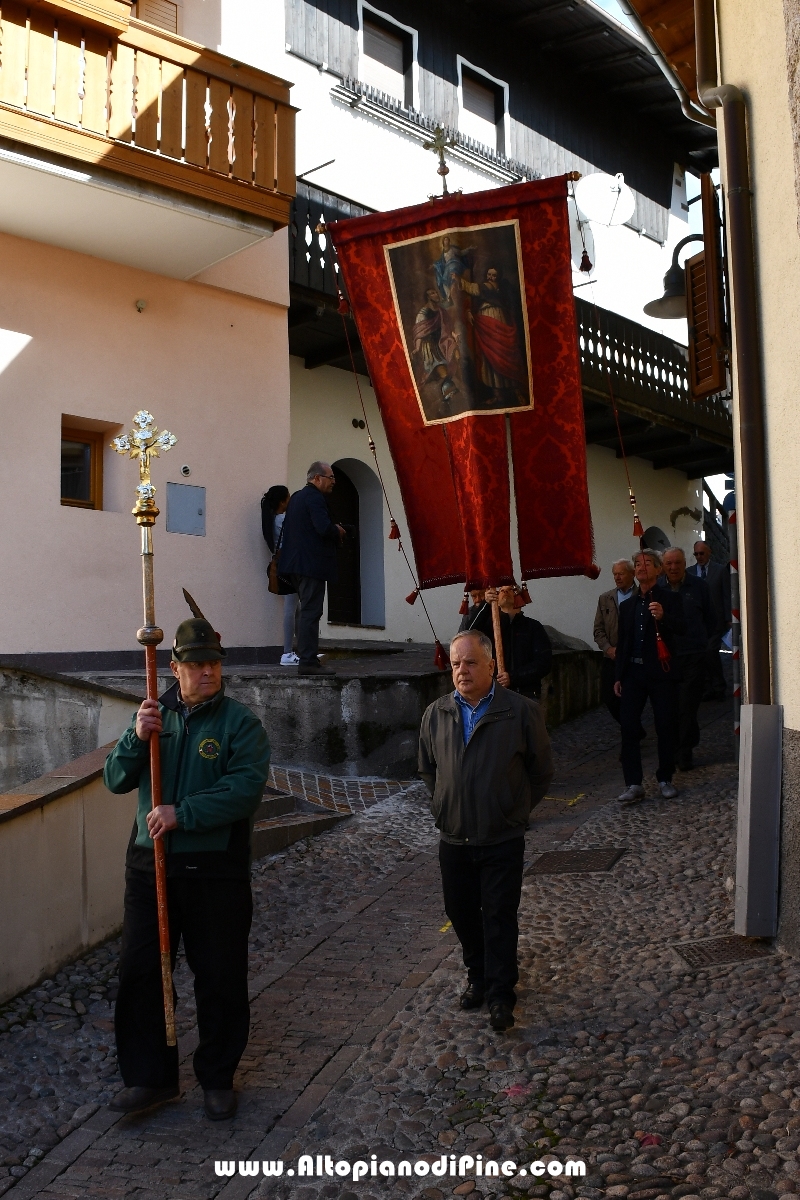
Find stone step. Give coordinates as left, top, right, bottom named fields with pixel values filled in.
left=251, top=810, right=350, bottom=858
left=256, top=786, right=296, bottom=821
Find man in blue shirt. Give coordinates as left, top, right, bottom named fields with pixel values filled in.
left=418, top=631, right=552, bottom=1033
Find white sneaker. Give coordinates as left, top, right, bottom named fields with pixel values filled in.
left=659, top=780, right=678, bottom=799
left=280, top=652, right=299, bottom=665
left=618, top=784, right=645, bottom=804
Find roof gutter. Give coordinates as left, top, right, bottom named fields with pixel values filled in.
left=613, top=0, right=716, bottom=128
left=693, top=0, right=771, bottom=706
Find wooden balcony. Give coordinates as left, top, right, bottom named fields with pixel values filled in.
left=0, top=2, right=295, bottom=226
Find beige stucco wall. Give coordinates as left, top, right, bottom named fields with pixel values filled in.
left=0, top=778, right=137, bottom=1001
left=0, top=231, right=290, bottom=656
left=717, top=0, right=800, bottom=726
left=288, top=357, right=701, bottom=648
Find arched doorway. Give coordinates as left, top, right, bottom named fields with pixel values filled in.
left=328, top=458, right=386, bottom=628
left=326, top=465, right=361, bottom=624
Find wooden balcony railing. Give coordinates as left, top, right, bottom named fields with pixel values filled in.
left=575, top=296, right=732, bottom=444
left=0, top=3, right=295, bottom=224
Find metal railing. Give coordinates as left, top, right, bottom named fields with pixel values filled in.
left=575, top=296, right=732, bottom=441
left=0, top=2, right=294, bottom=217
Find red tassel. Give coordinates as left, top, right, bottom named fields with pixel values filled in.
left=633, top=516, right=645, bottom=539
left=579, top=248, right=593, bottom=273
left=434, top=641, right=449, bottom=670
left=388, top=519, right=401, bottom=541
left=458, top=592, right=469, bottom=616
left=585, top=564, right=601, bottom=580
left=337, top=296, right=350, bottom=314
left=406, top=589, right=419, bottom=606
left=656, top=629, right=671, bottom=671
left=519, top=584, right=531, bottom=605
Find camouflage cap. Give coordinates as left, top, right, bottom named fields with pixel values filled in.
left=171, top=618, right=226, bottom=663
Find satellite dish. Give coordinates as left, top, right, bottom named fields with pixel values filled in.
left=643, top=525, right=671, bottom=553
left=574, top=171, right=636, bottom=228
left=568, top=201, right=596, bottom=274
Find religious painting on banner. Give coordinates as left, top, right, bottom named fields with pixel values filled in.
left=386, top=222, right=533, bottom=424
left=327, top=176, right=597, bottom=593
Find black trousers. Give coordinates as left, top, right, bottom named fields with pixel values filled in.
left=619, top=663, right=679, bottom=785
left=675, top=652, right=706, bottom=762
left=704, top=639, right=727, bottom=698
left=292, top=575, right=327, bottom=667
left=438, top=837, right=524, bottom=1009
left=601, top=656, right=621, bottom=723
left=116, top=869, right=252, bottom=1091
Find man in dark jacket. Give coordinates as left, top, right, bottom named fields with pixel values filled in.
left=461, top=585, right=552, bottom=699
left=279, top=462, right=345, bottom=676
left=104, top=617, right=270, bottom=1121
left=418, top=630, right=553, bottom=1033
left=614, top=549, right=686, bottom=805
left=688, top=539, right=731, bottom=700
left=663, top=547, right=719, bottom=771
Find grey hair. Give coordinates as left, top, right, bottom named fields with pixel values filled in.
left=449, top=630, right=494, bottom=660
left=612, top=558, right=635, bottom=572
left=633, top=547, right=663, bottom=570
left=307, top=460, right=331, bottom=481
left=662, top=546, right=686, bottom=561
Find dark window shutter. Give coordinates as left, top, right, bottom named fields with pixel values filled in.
left=686, top=251, right=726, bottom=398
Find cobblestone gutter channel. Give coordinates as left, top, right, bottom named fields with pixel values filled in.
left=5, top=699, right=799, bottom=1200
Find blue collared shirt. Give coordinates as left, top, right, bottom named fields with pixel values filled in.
left=454, top=683, right=496, bottom=746
left=617, top=585, right=636, bottom=607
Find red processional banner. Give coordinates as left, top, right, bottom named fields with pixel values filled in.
left=327, top=176, right=597, bottom=591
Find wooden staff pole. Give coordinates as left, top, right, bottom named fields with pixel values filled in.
left=140, top=527, right=176, bottom=1047
left=112, top=411, right=177, bottom=1048
left=491, top=594, right=507, bottom=679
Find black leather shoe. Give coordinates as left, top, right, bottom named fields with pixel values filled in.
left=204, top=1089, right=237, bottom=1121
left=109, top=1085, right=180, bottom=1114
left=460, top=983, right=485, bottom=1010
left=489, top=1003, right=515, bottom=1032
left=298, top=664, right=336, bottom=676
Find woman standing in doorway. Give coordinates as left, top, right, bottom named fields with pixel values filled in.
left=261, top=484, right=300, bottom=665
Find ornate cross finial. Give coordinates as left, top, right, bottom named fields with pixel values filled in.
left=423, top=125, right=457, bottom=196
left=112, top=409, right=177, bottom=526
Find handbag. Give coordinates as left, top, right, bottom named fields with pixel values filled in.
left=268, top=522, right=296, bottom=596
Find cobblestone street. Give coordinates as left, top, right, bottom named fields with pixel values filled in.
left=6, top=696, right=800, bottom=1200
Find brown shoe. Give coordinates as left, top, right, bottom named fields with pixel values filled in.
left=109, top=1085, right=180, bottom=1114
left=204, top=1089, right=237, bottom=1121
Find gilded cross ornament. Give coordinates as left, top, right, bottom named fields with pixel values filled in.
left=112, top=410, right=177, bottom=526
left=423, top=125, right=457, bottom=196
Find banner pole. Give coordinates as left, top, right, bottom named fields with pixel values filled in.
left=491, top=597, right=507, bottom=678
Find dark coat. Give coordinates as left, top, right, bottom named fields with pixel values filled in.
left=418, top=687, right=553, bottom=846
left=669, top=573, right=719, bottom=654
left=615, top=585, right=687, bottom=684
left=461, top=604, right=552, bottom=698
left=279, top=483, right=341, bottom=582
left=687, top=561, right=732, bottom=630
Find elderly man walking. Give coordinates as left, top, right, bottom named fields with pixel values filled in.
left=280, top=462, right=345, bottom=677
left=662, top=547, right=718, bottom=771
left=614, top=549, right=686, bottom=804
left=418, top=630, right=553, bottom=1032
left=593, top=558, right=638, bottom=724
left=687, top=539, right=731, bottom=700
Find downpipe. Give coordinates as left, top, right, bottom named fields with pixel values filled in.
left=695, top=0, right=780, bottom=936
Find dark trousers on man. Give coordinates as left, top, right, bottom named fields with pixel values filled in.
left=291, top=575, right=326, bottom=667
left=619, top=663, right=680, bottom=785
left=704, top=638, right=727, bottom=699
left=438, top=837, right=524, bottom=1009
left=115, top=869, right=252, bottom=1091
left=601, top=656, right=621, bottom=723
left=675, top=651, right=706, bottom=767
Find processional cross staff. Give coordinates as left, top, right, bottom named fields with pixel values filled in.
left=112, top=410, right=178, bottom=1046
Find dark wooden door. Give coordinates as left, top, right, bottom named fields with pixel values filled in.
left=326, top=466, right=361, bottom=624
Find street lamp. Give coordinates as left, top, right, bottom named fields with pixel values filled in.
left=643, top=234, right=705, bottom=319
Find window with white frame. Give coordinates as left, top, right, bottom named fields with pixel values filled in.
left=459, top=65, right=505, bottom=154
left=360, top=9, right=413, bottom=106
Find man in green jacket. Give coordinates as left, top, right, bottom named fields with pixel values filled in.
left=418, top=629, right=553, bottom=1033
left=104, top=617, right=270, bottom=1121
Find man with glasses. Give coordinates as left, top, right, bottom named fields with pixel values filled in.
left=280, top=462, right=345, bottom=676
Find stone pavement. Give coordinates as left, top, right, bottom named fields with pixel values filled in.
left=6, top=694, right=800, bottom=1200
